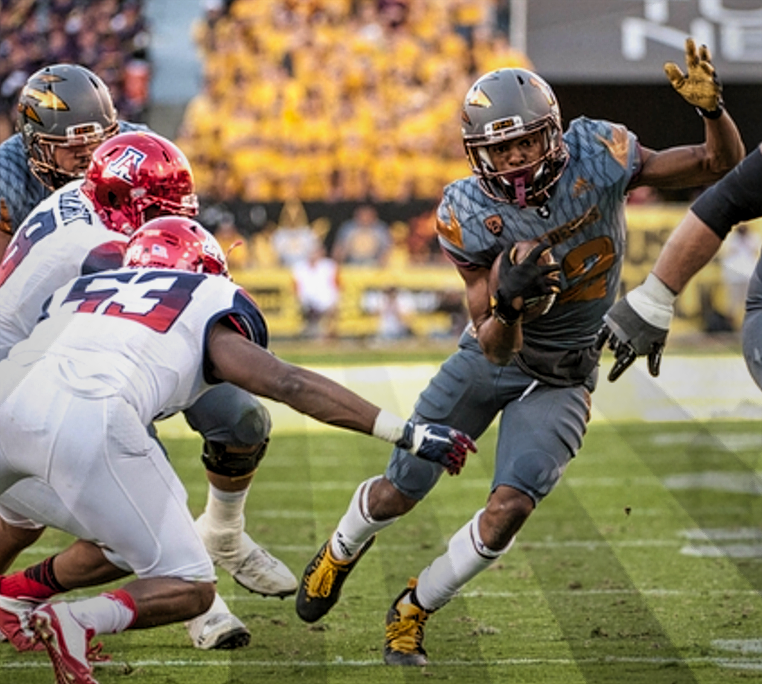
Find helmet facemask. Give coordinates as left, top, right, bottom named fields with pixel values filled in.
left=465, top=115, right=566, bottom=207
left=461, top=68, right=569, bottom=207
left=26, top=121, right=120, bottom=190
left=119, top=186, right=200, bottom=235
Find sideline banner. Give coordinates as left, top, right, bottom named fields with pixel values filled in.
left=230, top=206, right=762, bottom=339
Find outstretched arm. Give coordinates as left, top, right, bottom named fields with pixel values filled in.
left=598, top=143, right=762, bottom=381
left=207, top=323, right=476, bottom=473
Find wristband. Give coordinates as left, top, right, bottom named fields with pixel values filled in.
left=697, top=104, right=724, bottom=120
left=371, top=409, right=406, bottom=444
left=627, top=273, right=677, bottom=329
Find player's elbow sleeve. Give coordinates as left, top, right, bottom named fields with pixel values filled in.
left=691, top=146, right=762, bottom=240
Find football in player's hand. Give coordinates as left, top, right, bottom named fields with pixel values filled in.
left=490, top=240, right=558, bottom=322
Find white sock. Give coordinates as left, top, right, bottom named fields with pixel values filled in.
left=194, top=592, right=231, bottom=618
left=67, top=593, right=136, bottom=635
left=203, top=483, right=249, bottom=532
left=330, top=476, right=397, bottom=560
left=415, top=509, right=514, bottom=611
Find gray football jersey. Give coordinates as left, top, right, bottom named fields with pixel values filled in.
left=437, top=116, right=641, bottom=352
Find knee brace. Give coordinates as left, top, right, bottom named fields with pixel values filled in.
left=201, top=439, right=269, bottom=479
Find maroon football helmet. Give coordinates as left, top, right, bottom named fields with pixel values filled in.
left=123, top=216, right=228, bottom=276
left=81, top=131, right=198, bottom=235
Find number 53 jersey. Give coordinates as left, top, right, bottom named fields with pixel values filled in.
left=1, top=267, right=268, bottom=425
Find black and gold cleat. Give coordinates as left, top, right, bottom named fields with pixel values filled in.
left=295, top=535, right=375, bottom=623
left=383, top=577, right=433, bottom=666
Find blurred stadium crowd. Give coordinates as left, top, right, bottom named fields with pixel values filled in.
left=177, top=0, right=530, bottom=206
left=0, top=0, right=535, bottom=340
left=0, top=0, right=150, bottom=140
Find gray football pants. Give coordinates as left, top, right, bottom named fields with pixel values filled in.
left=385, top=334, right=592, bottom=505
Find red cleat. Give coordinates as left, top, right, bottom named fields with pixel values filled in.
left=31, top=603, right=110, bottom=684
left=0, top=594, right=43, bottom=652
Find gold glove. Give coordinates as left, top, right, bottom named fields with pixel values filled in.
left=664, top=37, right=723, bottom=117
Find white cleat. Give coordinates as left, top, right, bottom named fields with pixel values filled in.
left=186, top=594, right=250, bottom=650
left=195, top=514, right=297, bottom=598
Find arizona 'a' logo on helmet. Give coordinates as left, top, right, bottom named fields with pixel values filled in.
left=81, top=131, right=198, bottom=236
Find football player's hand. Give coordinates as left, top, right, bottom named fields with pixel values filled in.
left=595, top=276, right=675, bottom=382
left=396, top=420, right=477, bottom=475
left=495, top=242, right=560, bottom=320
left=664, top=37, right=723, bottom=116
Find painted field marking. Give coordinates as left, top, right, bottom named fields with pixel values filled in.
left=2, top=655, right=761, bottom=671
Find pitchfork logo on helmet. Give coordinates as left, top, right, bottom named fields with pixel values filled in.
left=17, top=64, right=119, bottom=190
left=105, top=146, right=148, bottom=182
left=124, top=216, right=228, bottom=276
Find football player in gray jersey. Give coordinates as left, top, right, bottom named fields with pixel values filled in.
left=295, top=39, right=746, bottom=665
left=0, top=64, right=145, bottom=257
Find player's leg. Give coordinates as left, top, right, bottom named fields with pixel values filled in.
left=296, top=343, right=502, bottom=622
left=30, top=578, right=216, bottom=684
left=0, top=537, right=130, bottom=652
left=184, top=384, right=297, bottom=598
left=27, top=394, right=220, bottom=680
left=384, top=378, right=591, bottom=666
left=742, top=297, right=762, bottom=391
left=0, top=518, right=44, bottom=574
left=0, top=438, right=248, bottom=652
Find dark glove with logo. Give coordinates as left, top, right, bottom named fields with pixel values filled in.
left=396, top=420, right=477, bottom=476
left=493, top=242, right=561, bottom=324
left=595, top=275, right=676, bottom=382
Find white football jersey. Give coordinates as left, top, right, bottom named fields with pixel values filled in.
left=2, top=267, right=268, bottom=425
left=0, top=180, right=128, bottom=360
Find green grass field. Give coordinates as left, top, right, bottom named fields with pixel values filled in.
left=2, top=417, right=762, bottom=683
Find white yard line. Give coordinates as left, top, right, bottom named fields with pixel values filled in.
left=1, top=655, right=761, bottom=670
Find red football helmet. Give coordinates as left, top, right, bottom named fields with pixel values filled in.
left=123, top=216, right=228, bottom=276
left=81, top=131, right=198, bottom=235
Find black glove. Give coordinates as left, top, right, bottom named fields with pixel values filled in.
left=396, top=420, right=477, bottom=476
left=494, top=242, right=561, bottom=323
left=664, top=37, right=724, bottom=118
left=595, top=298, right=669, bottom=382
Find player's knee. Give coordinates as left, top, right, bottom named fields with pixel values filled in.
left=201, top=439, right=269, bottom=478
left=368, top=476, right=418, bottom=519
left=231, top=402, right=272, bottom=446
left=510, top=450, right=566, bottom=501
left=481, top=485, right=535, bottom=548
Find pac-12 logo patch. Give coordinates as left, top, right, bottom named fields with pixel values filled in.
left=106, top=147, right=147, bottom=182
left=484, top=214, right=503, bottom=236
